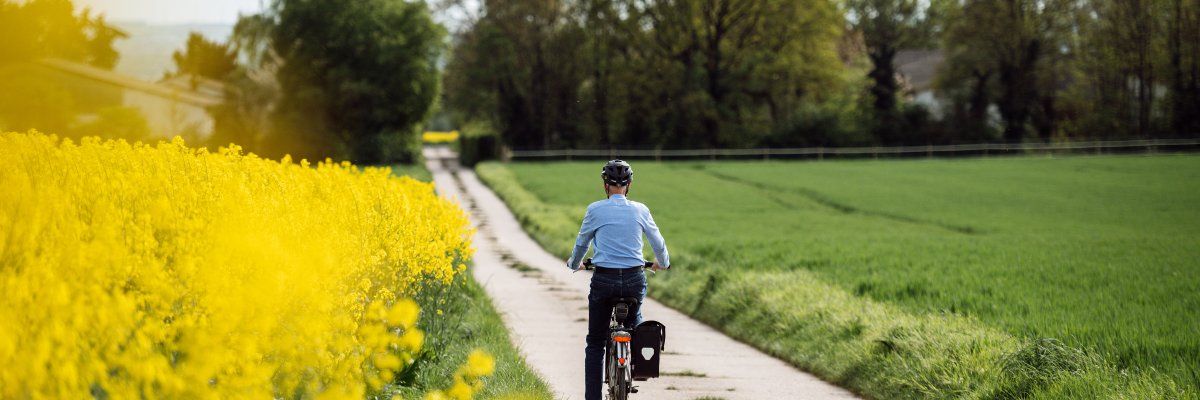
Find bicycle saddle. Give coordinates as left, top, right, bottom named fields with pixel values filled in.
left=607, top=297, right=640, bottom=307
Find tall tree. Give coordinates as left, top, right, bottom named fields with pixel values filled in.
left=577, top=0, right=641, bottom=147
left=845, top=0, right=930, bottom=144
left=170, top=32, right=237, bottom=81
left=202, top=14, right=280, bottom=153
left=447, top=0, right=588, bottom=149
left=0, top=0, right=125, bottom=134
left=269, top=0, right=446, bottom=163
left=936, top=0, right=997, bottom=142
left=580, top=0, right=615, bottom=146
left=941, top=0, right=1077, bottom=143
left=445, top=0, right=844, bottom=150
left=634, top=0, right=843, bottom=147
left=1070, top=0, right=1163, bottom=138
left=627, top=0, right=708, bottom=146
left=0, top=0, right=125, bottom=68
left=1163, top=0, right=1200, bottom=136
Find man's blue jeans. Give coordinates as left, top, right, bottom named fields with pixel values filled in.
left=585, top=269, right=647, bottom=400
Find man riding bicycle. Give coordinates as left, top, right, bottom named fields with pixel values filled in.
left=567, top=159, right=670, bottom=400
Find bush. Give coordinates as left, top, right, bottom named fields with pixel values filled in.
left=459, top=124, right=500, bottom=167
left=760, top=99, right=873, bottom=148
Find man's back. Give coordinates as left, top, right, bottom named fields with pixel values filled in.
left=569, top=194, right=668, bottom=270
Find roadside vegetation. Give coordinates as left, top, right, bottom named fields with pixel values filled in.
left=388, top=163, right=551, bottom=400
left=0, top=131, right=550, bottom=399
left=476, top=155, right=1200, bottom=399
left=396, top=272, right=553, bottom=400
left=391, top=164, right=433, bottom=183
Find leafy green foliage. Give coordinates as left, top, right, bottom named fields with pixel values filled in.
left=458, top=124, right=500, bottom=167
left=479, top=157, right=1200, bottom=398
left=269, top=0, right=445, bottom=164
left=0, top=0, right=132, bottom=135
left=445, top=0, right=846, bottom=149
left=391, top=272, right=553, bottom=399
left=1064, top=0, right=1200, bottom=139
left=845, top=0, right=933, bottom=144
left=1162, top=0, right=1200, bottom=137
left=444, top=0, right=1196, bottom=149
left=0, top=0, right=126, bottom=68
left=198, top=14, right=280, bottom=157
left=388, top=164, right=432, bottom=183
left=169, top=32, right=236, bottom=81
left=939, top=0, right=1080, bottom=143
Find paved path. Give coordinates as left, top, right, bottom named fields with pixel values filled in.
left=424, top=147, right=858, bottom=400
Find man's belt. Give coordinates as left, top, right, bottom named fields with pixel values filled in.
left=593, top=266, right=643, bottom=274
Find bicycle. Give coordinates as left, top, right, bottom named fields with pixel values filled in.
left=581, top=258, right=661, bottom=400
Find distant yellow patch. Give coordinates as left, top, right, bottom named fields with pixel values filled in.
left=423, top=130, right=460, bottom=144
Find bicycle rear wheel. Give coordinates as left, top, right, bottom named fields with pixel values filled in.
left=609, top=370, right=628, bottom=400
left=607, top=341, right=632, bottom=400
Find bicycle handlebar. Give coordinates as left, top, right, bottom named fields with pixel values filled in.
left=581, top=258, right=658, bottom=272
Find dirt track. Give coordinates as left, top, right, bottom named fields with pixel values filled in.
left=424, top=147, right=858, bottom=400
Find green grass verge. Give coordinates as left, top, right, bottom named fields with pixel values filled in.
left=390, top=163, right=433, bottom=183
left=389, top=267, right=553, bottom=399
left=475, top=157, right=1197, bottom=399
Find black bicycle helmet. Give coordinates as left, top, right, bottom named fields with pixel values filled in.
left=601, top=159, right=633, bottom=186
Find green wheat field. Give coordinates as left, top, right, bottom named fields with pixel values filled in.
left=477, top=154, right=1200, bottom=399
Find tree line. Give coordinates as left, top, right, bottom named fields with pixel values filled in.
left=444, top=0, right=1200, bottom=150
left=4, top=0, right=1196, bottom=161
left=0, top=0, right=447, bottom=164
left=181, top=0, right=446, bottom=163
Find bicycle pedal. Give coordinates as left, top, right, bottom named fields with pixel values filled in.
left=630, top=387, right=638, bottom=394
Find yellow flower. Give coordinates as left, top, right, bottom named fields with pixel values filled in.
left=387, top=299, right=420, bottom=329
left=400, top=329, right=425, bottom=352
left=447, top=379, right=473, bottom=400
left=374, top=353, right=403, bottom=370
left=0, top=131, right=473, bottom=398
left=465, top=350, right=496, bottom=377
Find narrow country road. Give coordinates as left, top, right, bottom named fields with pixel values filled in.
left=424, top=147, right=859, bottom=400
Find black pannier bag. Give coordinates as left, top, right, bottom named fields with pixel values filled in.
left=631, top=320, right=665, bottom=381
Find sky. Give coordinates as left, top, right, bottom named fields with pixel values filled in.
left=74, top=0, right=474, bottom=30
left=75, top=0, right=266, bottom=24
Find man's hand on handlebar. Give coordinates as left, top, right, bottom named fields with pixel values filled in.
left=573, top=258, right=669, bottom=273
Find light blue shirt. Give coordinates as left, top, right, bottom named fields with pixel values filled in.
left=567, top=194, right=670, bottom=270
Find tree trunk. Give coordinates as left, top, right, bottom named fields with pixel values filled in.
left=1166, top=0, right=1200, bottom=137
left=589, top=1, right=612, bottom=147
left=867, top=46, right=898, bottom=114
left=1170, top=0, right=1184, bottom=136
left=968, top=70, right=991, bottom=130
left=1134, top=0, right=1153, bottom=137
left=532, top=34, right=550, bottom=149
left=997, top=38, right=1042, bottom=144
left=1034, top=94, right=1056, bottom=141
left=704, top=3, right=726, bottom=148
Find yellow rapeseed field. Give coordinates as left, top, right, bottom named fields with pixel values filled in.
left=0, top=131, right=484, bottom=399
